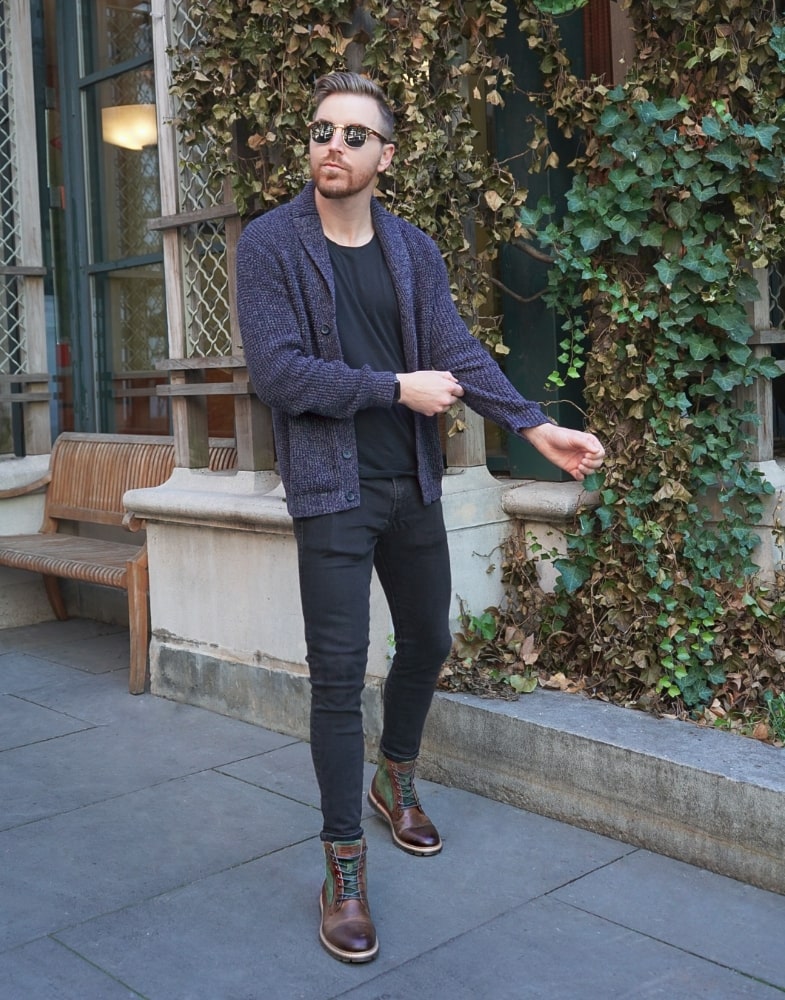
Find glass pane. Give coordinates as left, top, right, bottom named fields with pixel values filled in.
left=85, top=70, right=160, bottom=263
left=80, top=0, right=152, bottom=75
left=94, top=265, right=168, bottom=434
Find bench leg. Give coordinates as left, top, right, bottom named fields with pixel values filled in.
left=42, top=575, right=69, bottom=620
left=126, top=556, right=150, bottom=695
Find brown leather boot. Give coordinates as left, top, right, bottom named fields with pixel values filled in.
left=319, top=838, right=378, bottom=963
left=368, top=754, right=443, bottom=856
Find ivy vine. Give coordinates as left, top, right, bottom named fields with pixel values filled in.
left=171, top=0, right=785, bottom=738
left=513, top=0, right=785, bottom=732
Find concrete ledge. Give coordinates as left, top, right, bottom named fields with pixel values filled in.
left=0, top=453, right=50, bottom=493
left=151, top=637, right=384, bottom=752
left=502, top=479, right=599, bottom=521
left=419, top=690, right=785, bottom=896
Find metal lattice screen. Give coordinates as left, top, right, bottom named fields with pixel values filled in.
left=106, top=2, right=152, bottom=61
left=0, top=4, right=25, bottom=377
left=169, top=1, right=231, bottom=358
left=770, top=262, right=785, bottom=331
left=768, top=262, right=785, bottom=450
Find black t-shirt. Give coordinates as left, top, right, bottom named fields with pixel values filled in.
left=327, top=236, right=417, bottom=478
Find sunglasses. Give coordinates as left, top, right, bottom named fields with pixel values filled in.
left=308, top=119, right=391, bottom=149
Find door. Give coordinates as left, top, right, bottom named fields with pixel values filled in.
left=53, top=0, right=167, bottom=435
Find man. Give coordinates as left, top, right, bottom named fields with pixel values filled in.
left=236, top=71, right=604, bottom=964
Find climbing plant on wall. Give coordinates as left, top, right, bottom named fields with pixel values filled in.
left=171, top=0, right=785, bottom=733
left=170, top=0, right=522, bottom=355
left=511, top=0, right=785, bottom=727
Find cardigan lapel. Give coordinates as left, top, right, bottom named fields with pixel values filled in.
left=291, top=183, right=334, bottom=297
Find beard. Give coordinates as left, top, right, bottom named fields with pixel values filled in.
left=311, top=157, right=380, bottom=199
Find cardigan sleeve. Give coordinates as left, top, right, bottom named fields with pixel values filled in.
left=415, top=234, right=548, bottom=433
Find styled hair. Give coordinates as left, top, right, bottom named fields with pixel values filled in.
left=312, top=72, right=395, bottom=142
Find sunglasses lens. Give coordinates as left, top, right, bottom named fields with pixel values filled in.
left=310, top=121, right=333, bottom=143
left=343, top=125, right=368, bottom=148
left=309, top=121, right=372, bottom=147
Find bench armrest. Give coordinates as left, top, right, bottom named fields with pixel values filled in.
left=122, top=511, right=146, bottom=532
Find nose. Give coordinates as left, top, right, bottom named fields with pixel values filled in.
left=326, top=127, right=344, bottom=150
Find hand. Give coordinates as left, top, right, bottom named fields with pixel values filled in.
left=521, top=423, right=605, bottom=481
left=397, top=371, right=464, bottom=416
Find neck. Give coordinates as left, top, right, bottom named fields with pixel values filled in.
left=315, top=190, right=375, bottom=247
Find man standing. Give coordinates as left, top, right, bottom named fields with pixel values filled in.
left=236, top=71, right=604, bottom=964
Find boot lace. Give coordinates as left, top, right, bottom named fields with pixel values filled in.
left=393, top=765, right=420, bottom=810
left=334, top=850, right=364, bottom=901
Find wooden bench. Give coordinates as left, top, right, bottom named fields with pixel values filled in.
left=0, top=432, right=237, bottom=693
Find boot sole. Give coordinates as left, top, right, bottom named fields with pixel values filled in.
left=367, top=786, right=443, bottom=857
left=319, top=893, right=379, bottom=963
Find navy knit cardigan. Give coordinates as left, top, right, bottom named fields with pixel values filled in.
left=236, top=181, right=547, bottom=518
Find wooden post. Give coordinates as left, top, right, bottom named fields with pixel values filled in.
left=150, top=5, right=274, bottom=472
left=445, top=405, right=488, bottom=468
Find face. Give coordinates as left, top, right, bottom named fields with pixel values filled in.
left=309, top=93, right=394, bottom=201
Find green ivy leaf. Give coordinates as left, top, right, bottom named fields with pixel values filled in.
left=654, top=258, right=680, bottom=286
left=554, top=558, right=590, bottom=594
left=706, top=141, right=743, bottom=169
left=725, top=342, right=751, bottom=365
left=598, top=106, right=628, bottom=132
left=701, top=116, right=725, bottom=140
left=575, top=221, right=608, bottom=251
left=685, top=334, right=715, bottom=361
left=666, top=200, right=695, bottom=228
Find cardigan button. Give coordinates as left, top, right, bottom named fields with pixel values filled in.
left=342, top=449, right=352, bottom=459
left=345, top=491, right=356, bottom=502
left=319, top=324, right=332, bottom=336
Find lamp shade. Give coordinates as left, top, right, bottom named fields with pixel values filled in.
left=101, top=104, right=158, bottom=150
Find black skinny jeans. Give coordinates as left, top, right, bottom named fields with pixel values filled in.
left=293, top=476, right=452, bottom=842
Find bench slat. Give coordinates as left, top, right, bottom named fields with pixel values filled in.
left=0, top=534, right=140, bottom=587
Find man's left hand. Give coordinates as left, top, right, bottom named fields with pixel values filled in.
left=521, top=423, right=606, bottom=482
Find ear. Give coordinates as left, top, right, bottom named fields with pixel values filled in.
left=377, top=143, right=395, bottom=174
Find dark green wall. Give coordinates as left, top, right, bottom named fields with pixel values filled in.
left=494, top=6, right=587, bottom=480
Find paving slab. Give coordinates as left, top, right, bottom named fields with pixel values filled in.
left=552, top=850, right=785, bottom=991
left=337, top=896, right=784, bottom=1000
left=0, top=619, right=126, bottom=655
left=0, top=937, right=139, bottom=1000
left=19, top=628, right=131, bottom=676
left=217, top=740, right=380, bottom=820
left=53, top=801, right=630, bottom=1000
left=0, top=770, right=318, bottom=952
left=0, top=692, right=91, bottom=752
left=50, top=789, right=627, bottom=1000
left=6, top=657, right=189, bottom=725
left=0, top=651, right=87, bottom=694
left=0, top=705, right=297, bottom=830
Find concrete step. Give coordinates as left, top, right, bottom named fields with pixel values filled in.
left=420, top=688, right=785, bottom=896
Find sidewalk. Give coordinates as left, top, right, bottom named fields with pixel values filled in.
left=1, top=618, right=784, bottom=1000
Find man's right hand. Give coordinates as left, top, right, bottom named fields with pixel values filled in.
left=397, top=371, right=464, bottom=416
